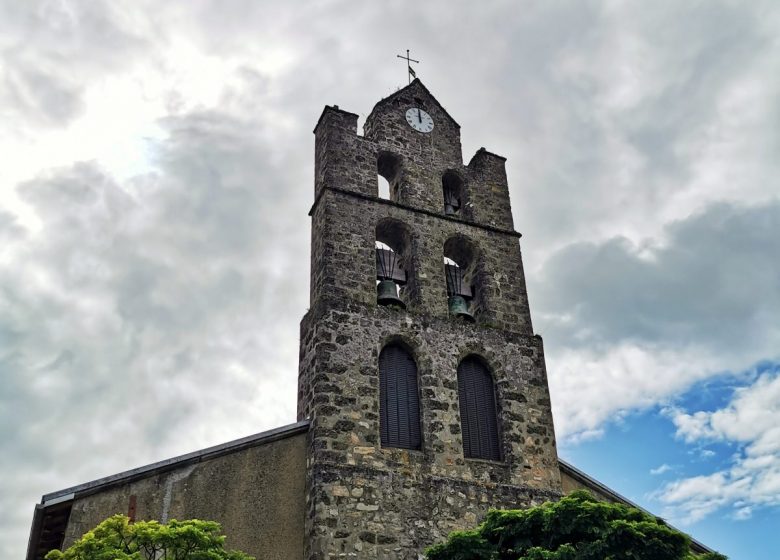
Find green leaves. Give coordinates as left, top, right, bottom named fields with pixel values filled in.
left=426, top=530, right=497, bottom=560
left=424, top=491, right=726, bottom=560
left=45, top=515, right=254, bottom=560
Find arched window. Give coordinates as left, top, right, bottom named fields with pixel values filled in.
left=377, top=152, right=402, bottom=201
left=379, top=344, right=421, bottom=450
left=443, top=236, right=481, bottom=322
left=457, top=356, right=501, bottom=461
left=376, top=219, right=415, bottom=308
left=442, top=171, right=464, bottom=216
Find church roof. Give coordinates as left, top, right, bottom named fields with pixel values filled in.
left=40, top=420, right=311, bottom=506
left=367, top=78, right=460, bottom=129
left=559, top=459, right=713, bottom=555
left=26, top=421, right=310, bottom=560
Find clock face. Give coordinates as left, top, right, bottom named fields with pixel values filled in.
left=405, top=108, right=434, bottom=133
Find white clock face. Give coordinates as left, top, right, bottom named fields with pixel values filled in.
left=405, top=108, right=434, bottom=133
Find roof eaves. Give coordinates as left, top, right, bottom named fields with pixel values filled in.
left=558, top=459, right=713, bottom=554
left=41, top=420, right=311, bottom=504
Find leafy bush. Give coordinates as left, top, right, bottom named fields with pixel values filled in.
left=425, top=490, right=726, bottom=560
left=46, top=514, right=254, bottom=560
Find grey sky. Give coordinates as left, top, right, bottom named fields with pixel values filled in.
left=1, top=1, right=779, bottom=557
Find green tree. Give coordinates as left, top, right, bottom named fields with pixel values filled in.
left=425, top=490, right=726, bottom=560
left=45, top=515, right=254, bottom=560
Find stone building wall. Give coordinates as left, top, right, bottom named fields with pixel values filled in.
left=298, top=303, right=560, bottom=559
left=37, top=427, right=308, bottom=560
left=300, top=80, right=561, bottom=560
left=312, top=81, right=514, bottom=230
left=560, top=464, right=620, bottom=504
left=307, top=189, right=534, bottom=332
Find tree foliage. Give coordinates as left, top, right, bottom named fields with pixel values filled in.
left=425, top=490, right=726, bottom=560
left=45, top=515, right=254, bottom=560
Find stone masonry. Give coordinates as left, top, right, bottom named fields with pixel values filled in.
left=298, top=80, right=562, bottom=559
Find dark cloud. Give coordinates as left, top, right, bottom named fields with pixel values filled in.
left=0, top=1, right=151, bottom=126
left=535, top=201, right=780, bottom=440
left=533, top=201, right=780, bottom=354
left=488, top=1, right=778, bottom=258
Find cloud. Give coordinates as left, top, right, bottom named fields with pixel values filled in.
left=655, top=370, right=780, bottom=523
left=540, top=200, right=780, bottom=438
left=0, top=1, right=152, bottom=127
left=499, top=0, right=780, bottom=262
left=0, top=104, right=309, bottom=557
left=651, top=464, right=673, bottom=476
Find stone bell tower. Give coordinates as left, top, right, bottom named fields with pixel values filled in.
left=297, top=79, right=561, bottom=560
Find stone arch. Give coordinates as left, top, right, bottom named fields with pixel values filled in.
left=376, top=218, right=418, bottom=307
left=377, top=151, right=403, bottom=201
left=457, top=354, right=501, bottom=461
left=443, top=234, right=487, bottom=321
left=442, top=170, right=467, bottom=218
left=379, top=333, right=420, bottom=359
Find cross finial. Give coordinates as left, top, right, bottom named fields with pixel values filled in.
left=396, top=49, right=419, bottom=85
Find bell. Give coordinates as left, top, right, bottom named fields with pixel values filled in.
left=444, top=203, right=457, bottom=216
left=448, top=295, right=475, bottom=322
left=377, top=279, right=406, bottom=308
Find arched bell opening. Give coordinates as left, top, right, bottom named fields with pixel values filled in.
left=377, top=152, right=403, bottom=202
left=442, top=170, right=465, bottom=217
left=376, top=219, right=416, bottom=308
left=443, top=235, right=483, bottom=322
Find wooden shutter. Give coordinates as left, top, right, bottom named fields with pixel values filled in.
left=458, top=357, right=501, bottom=460
left=379, top=345, right=421, bottom=450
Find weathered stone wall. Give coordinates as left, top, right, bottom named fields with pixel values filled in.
left=298, top=303, right=560, bottom=559
left=301, top=80, right=561, bottom=560
left=307, top=189, right=534, bottom=333
left=61, top=431, right=307, bottom=560
left=313, top=80, right=513, bottom=227
left=299, top=305, right=558, bottom=483
left=466, top=149, right=514, bottom=231
left=308, top=462, right=559, bottom=559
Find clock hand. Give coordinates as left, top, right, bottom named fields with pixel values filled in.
left=418, top=109, right=422, bottom=123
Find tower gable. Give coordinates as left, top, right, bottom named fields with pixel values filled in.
left=364, top=79, right=460, bottom=137
left=363, top=80, right=463, bottom=211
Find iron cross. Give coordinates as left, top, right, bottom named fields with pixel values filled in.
left=396, top=49, right=419, bottom=84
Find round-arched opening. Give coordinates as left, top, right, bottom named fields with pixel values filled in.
left=443, top=236, right=480, bottom=322
left=376, top=219, right=415, bottom=308
left=377, top=152, right=402, bottom=201
left=442, top=171, right=465, bottom=217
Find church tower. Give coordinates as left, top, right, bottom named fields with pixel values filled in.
left=298, top=79, right=562, bottom=559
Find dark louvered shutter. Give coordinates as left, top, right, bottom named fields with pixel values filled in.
left=379, top=345, right=421, bottom=450
left=457, top=357, right=501, bottom=461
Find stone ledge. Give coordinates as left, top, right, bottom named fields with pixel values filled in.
left=309, top=186, right=522, bottom=239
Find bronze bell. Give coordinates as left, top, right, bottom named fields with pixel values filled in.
left=448, top=295, right=475, bottom=322
left=377, top=279, right=405, bottom=308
